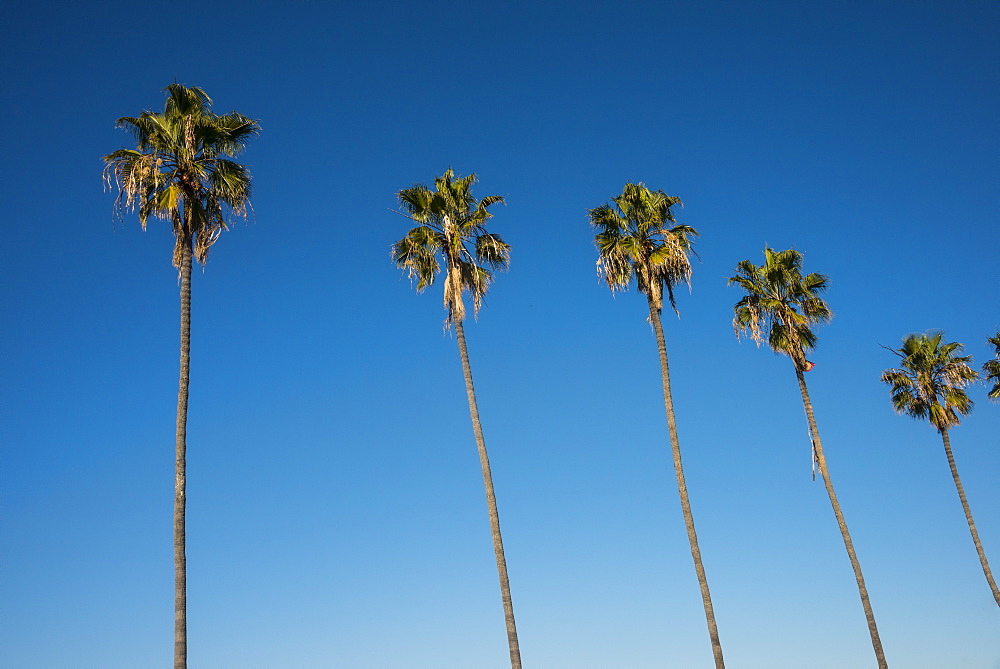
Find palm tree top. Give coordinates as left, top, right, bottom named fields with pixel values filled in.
left=984, top=331, right=1000, bottom=400
left=728, top=247, right=831, bottom=371
left=881, top=331, right=979, bottom=433
left=113, top=84, right=259, bottom=157
left=392, top=168, right=509, bottom=325
left=589, top=182, right=697, bottom=314
left=103, top=83, right=260, bottom=268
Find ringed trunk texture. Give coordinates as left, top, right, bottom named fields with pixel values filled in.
left=454, top=319, right=522, bottom=669
left=794, top=368, right=887, bottom=668
left=648, top=302, right=725, bottom=669
left=939, top=429, right=1000, bottom=606
left=174, top=249, right=192, bottom=669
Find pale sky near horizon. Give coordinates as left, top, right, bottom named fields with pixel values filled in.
left=2, top=1, right=999, bottom=667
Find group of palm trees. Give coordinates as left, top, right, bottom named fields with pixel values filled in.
left=104, top=84, right=998, bottom=668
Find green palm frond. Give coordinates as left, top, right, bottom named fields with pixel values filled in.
left=393, top=169, right=508, bottom=325
left=589, top=183, right=694, bottom=314
left=392, top=225, right=441, bottom=291
left=397, top=184, right=435, bottom=222
left=983, top=332, right=1000, bottom=400
left=881, top=331, right=979, bottom=432
left=103, top=84, right=259, bottom=268
left=204, top=112, right=260, bottom=156
left=727, top=247, right=831, bottom=370
left=164, top=83, right=212, bottom=119
left=209, top=160, right=253, bottom=212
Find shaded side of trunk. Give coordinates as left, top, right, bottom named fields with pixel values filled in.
left=174, top=249, right=192, bottom=669
left=939, top=429, right=1000, bottom=606
left=454, top=319, right=521, bottom=669
left=648, top=302, right=725, bottom=669
left=795, top=368, right=887, bottom=668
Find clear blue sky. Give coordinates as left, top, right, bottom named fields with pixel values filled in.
left=2, top=1, right=998, bottom=667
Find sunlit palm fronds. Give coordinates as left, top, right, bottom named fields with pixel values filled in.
left=728, top=248, right=831, bottom=371
left=590, top=183, right=695, bottom=314
left=881, top=331, right=979, bottom=432
left=393, top=168, right=509, bottom=325
left=984, top=332, right=1000, bottom=400
left=102, top=83, right=260, bottom=268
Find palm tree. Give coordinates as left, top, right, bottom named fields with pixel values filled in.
left=881, top=332, right=1000, bottom=606
left=392, top=168, right=521, bottom=668
left=984, top=331, right=1000, bottom=399
left=728, top=248, right=887, bottom=668
left=103, top=84, right=259, bottom=669
left=590, top=183, right=725, bottom=669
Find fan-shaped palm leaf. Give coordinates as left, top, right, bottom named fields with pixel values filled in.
left=984, top=331, right=1000, bottom=400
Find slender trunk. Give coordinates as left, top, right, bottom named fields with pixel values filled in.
left=648, top=301, right=725, bottom=669
left=174, top=248, right=191, bottom=669
left=939, top=429, right=1000, bottom=606
left=453, top=319, right=521, bottom=669
left=795, top=368, right=886, bottom=668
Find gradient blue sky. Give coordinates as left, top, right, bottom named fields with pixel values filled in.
left=2, top=1, right=998, bottom=667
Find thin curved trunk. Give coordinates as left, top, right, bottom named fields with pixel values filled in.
left=174, top=248, right=191, bottom=669
left=648, top=301, right=725, bottom=669
left=939, top=429, right=1000, bottom=606
left=795, top=368, right=886, bottom=668
left=453, top=318, right=521, bottom=669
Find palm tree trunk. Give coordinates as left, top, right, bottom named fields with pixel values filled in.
left=648, top=302, right=725, bottom=669
left=794, top=368, right=887, bottom=668
left=939, top=429, right=1000, bottom=606
left=174, top=248, right=191, bottom=669
left=453, top=318, right=521, bottom=669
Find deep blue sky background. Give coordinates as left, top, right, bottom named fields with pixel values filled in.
left=2, top=2, right=998, bottom=667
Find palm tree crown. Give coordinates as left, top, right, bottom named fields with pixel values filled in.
left=984, top=331, right=1000, bottom=400
left=881, top=332, right=979, bottom=432
left=728, top=247, right=831, bottom=371
left=393, top=168, right=509, bottom=325
left=103, top=83, right=259, bottom=268
left=590, top=182, right=696, bottom=313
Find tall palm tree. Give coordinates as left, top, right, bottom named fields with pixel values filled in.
left=881, top=332, right=999, bottom=606
left=590, top=183, right=725, bottom=669
left=984, top=331, right=1000, bottom=400
left=392, top=168, right=521, bottom=668
left=103, top=84, right=259, bottom=669
left=728, top=248, right=887, bottom=668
